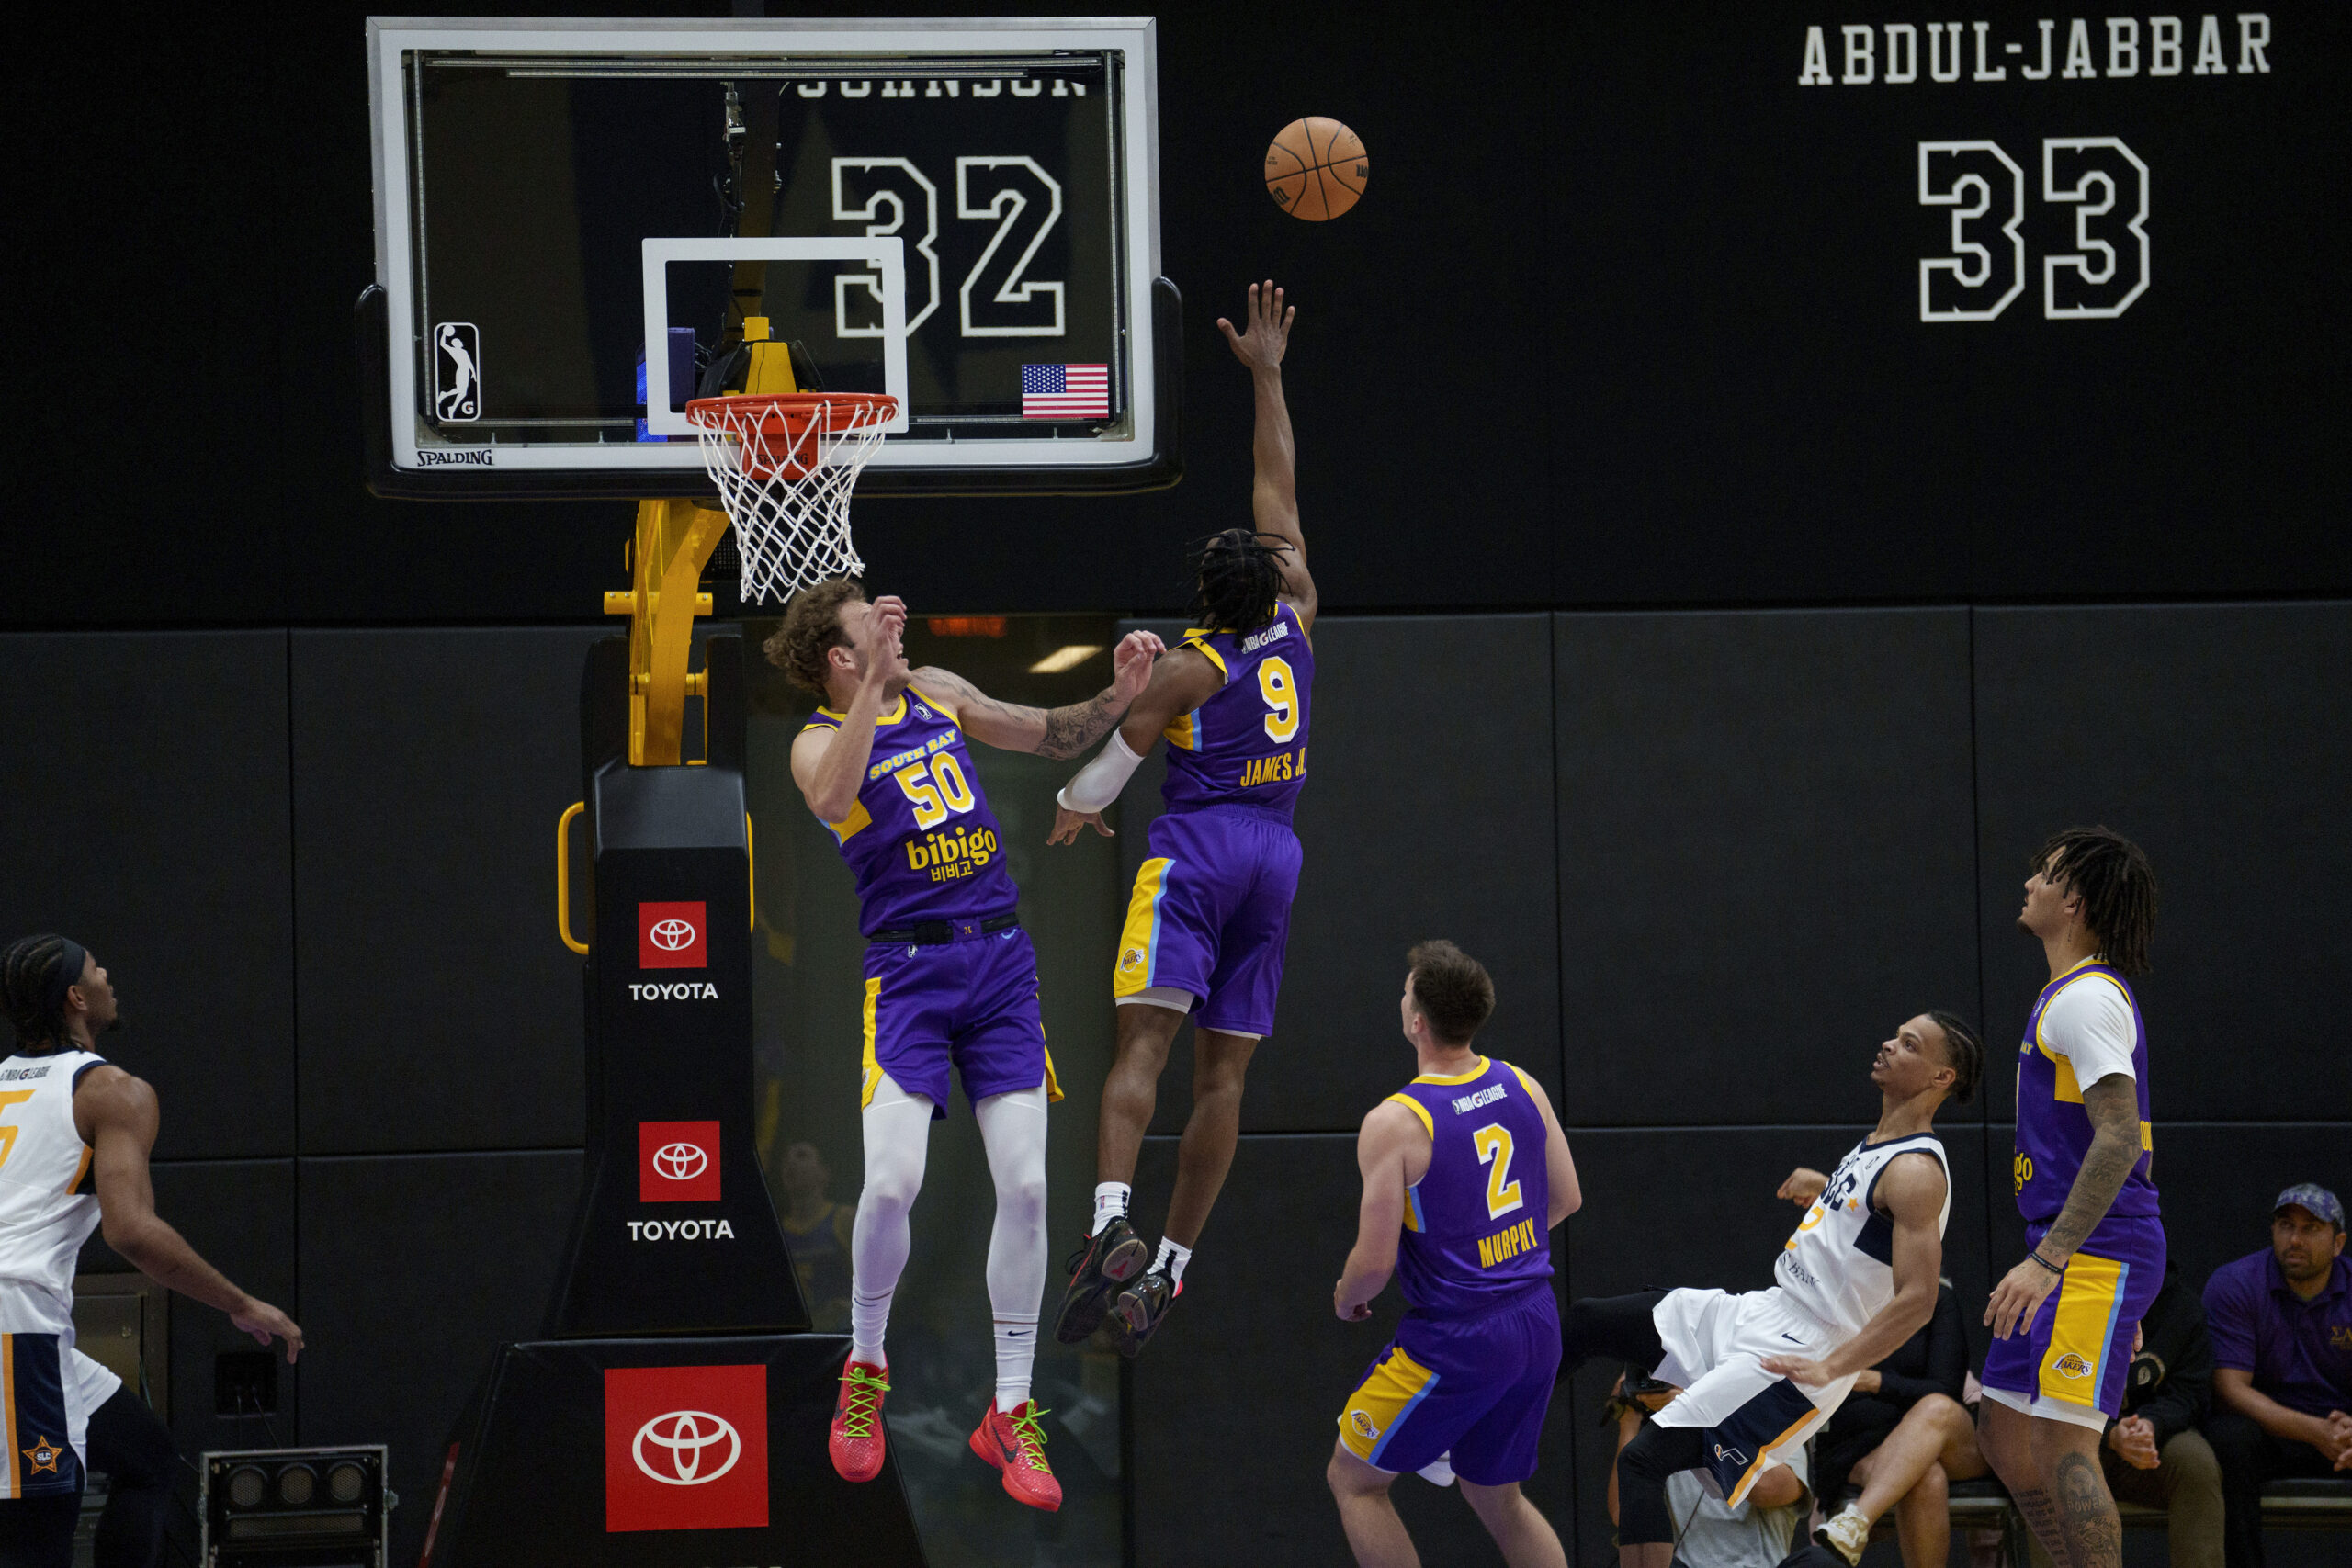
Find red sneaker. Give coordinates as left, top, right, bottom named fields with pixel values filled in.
left=968, top=1399, right=1062, bottom=1512
left=828, top=1360, right=891, bottom=1483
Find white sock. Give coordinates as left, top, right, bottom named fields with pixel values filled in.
left=976, top=1087, right=1051, bottom=1415
left=1154, top=1236, right=1192, bottom=1284
left=851, top=1290, right=893, bottom=1367
left=850, top=1073, right=934, bottom=1369
left=994, top=1313, right=1039, bottom=1412
left=1091, top=1181, right=1131, bottom=1235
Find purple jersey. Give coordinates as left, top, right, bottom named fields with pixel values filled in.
left=1384, top=1056, right=1554, bottom=1318
left=2016, top=961, right=2159, bottom=1223
left=802, top=684, right=1017, bottom=936
left=1160, top=601, right=1313, bottom=818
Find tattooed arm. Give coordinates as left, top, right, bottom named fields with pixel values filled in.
left=1987, top=1074, right=2143, bottom=1338
left=910, top=630, right=1163, bottom=760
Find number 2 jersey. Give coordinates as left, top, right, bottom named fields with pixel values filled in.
left=802, top=685, right=1017, bottom=936
left=1773, top=1132, right=1951, bottom=1340
left=1159, top=601, right=1314, bottom=818
left=1383, top=1056, right=1553, bottom=1317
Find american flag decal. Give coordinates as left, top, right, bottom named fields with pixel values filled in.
left=1022, top=364, right=1110, bottom=419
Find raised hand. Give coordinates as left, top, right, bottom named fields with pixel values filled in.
left=1047, top=806, right=1113, bottom=845
left=857, top=593, right=908, bottom=676
left=1111, top=629, right=1165, bottom=702
left=1777, top=1168, right=1828, bottom=1206
left=1217, top=280, right=1295, bottom=372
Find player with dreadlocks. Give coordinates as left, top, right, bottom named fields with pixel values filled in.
left=1047, top=280, right=1318, bottom=1356
left=0, top=936, right=300, bottom=1566
left=1977, top=827, right=2165, bottom=1568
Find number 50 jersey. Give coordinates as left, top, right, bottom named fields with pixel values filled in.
left=1383, top=1056, right=1554, bottom=1318
left=1160, top=602, right=1314, bottom=818
left=802, top=685, right=1018, bottom=936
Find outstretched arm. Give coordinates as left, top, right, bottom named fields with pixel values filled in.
left=1334, top=1102, right=1420, bottom=1321
left=82, top=1068, right=304, bottom=1361
left=1046, top=648, right=1224, bottom=843
left=1987, top=1073, right=2141, bottom=1338
left=1763, top=1153, right=1946, bottom=1384
left=912, top=629, right=1163, bottom=759
left=1218, top=281, right=1317, bottom=630
left=790, top=593, right=908, bottom=822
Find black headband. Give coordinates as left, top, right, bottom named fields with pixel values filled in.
left=44, top=939, right=87, bottom=1022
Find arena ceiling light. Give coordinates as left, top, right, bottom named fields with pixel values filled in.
left=1029, top=645, right=1104, bottom=674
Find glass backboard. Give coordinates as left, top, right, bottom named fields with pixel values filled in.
left=362, top=17, right=1174, bottom=499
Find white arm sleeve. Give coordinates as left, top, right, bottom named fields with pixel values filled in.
left=1057, top=730, right=1145, bottom=813
left=2040, top=976, right=2137, bottom=1086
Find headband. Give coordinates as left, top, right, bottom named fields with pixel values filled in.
left=43, top=938, right=87, bottom=1023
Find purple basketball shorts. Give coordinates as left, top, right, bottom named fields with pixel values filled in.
left=1980, top=1212, right=2165, bottom=1427
left=1112, top=806, right=1302, bottom=1038
left=1336, top=1285, right=1561, bottom=1485
left=860, top=925, right=1060, bottom=1119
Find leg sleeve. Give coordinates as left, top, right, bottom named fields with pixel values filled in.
left=1559, top=1290, right=1669, bottom=1381
left=86, top=1386, right=181, bottom=1568
left=1615, top=1420, right=1706, bottom=1545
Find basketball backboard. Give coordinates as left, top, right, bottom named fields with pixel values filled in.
left=361, top=17, right=1175, bottom=499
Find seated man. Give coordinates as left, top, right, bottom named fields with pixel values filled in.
left=1806, top=1276, right=1986, bottom=1567
left=1604, top=1371, right=1809, bottom=1568
left=2201, top=1183, right=2352, bottom=1568
left=2025, top=1258, right=2222, bottom=1568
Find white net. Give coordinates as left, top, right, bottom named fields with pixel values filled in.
left=687, top=395, right=897, bottom=605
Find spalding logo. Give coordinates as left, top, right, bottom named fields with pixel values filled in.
left=2051, top=1353, right=2095, bottom=1380
left=1119, top=948, right=1145, bottom=974
left=1349, top=1411, right=1377, bottom=1439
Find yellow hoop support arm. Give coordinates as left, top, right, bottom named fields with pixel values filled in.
left=605, top=498, right=731, bottom=766
left=557, top=802, right=588, bottom=954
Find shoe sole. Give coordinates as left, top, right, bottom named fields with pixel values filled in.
left=1052, top=1233, right=1148, bottom=1344
left=1110, top=1284, right=1167, bottom=1359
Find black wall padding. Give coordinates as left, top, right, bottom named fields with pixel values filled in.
left=296, top=1149, right=582, bottom=1567
left=290, top=628, right=605, bottom=1153
left=1111, top=615, right=1564, bottom=1136
left=0, top=631, right=294, bottom=1158
left=80, top=1158, right=298, bottom=1461
left=1560, top=1125, right=1990, bottom=1567
left=1130, top=1134, right=1576, bottom=1567
left=1555, top=610, right=1980, bottom=1125
left=1970, top=603, right=2352, bottom=1123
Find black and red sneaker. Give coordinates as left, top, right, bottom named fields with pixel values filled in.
left=1053, top=1214, right=1148, bottom=1344
left=1111, top=1266, right=1182, bottom=1359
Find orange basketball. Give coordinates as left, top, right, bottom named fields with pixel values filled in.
left=1265, top=117, right=1369, bottom=222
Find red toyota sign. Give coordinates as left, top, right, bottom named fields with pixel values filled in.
left=639, top=1121, right=721, bottom=1203
left=638, top=901, right=707, bottom=969
left=604, top=1364, right=768, bottom=1532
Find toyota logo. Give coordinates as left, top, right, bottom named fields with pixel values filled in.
left=632, top=1410, right=741, bottom=1485
left=650, top=919, right=698, bottom=952
left=653, top=1142, right=707, bottom=1182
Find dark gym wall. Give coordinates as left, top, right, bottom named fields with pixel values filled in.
left=6, top=1, right=2347, bottom=627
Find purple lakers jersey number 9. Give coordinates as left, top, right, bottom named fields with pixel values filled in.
left=1160, top=601, right=1314, bottom=818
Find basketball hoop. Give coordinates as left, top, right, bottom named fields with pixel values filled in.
left=684, top=392, right=899, bottom=605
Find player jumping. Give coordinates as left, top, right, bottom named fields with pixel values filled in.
left=1978, top=829, right=2164, bottom=1568
left=0, top=936, right=303, bottom=1567
left=1558, top=1011, right=1982, bottom=1568
left=770, top=586, right=1163, bottom=1512
left=1328, top=942, right=1579, bottom=1568
left=1050, top=280, right=1315, bottom=1356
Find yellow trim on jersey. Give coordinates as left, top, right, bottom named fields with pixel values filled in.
left=825, top=799, right=873, bottom=844
left=1041, top=1044, right=1065, bottom=1105
left=1337, top=1345, right=1439, bottom=1467
left=1162, top=710, right=1198, bottom=750
left=62, top=1145, right=90, bottom=1198
left=906, top=683, right=958, bottom=724
left=1113, top=859, right=1173, bottom=997
left=2041, top=1251, right=2127, bottom=1405
left=1504, top=1063, right=1544, bottom=1101
left=1728, top=1405, right=1826, bottom=1508
left=1412, top=1056, right=1490, bottom=1087
left=1181, top=633, right=1230, bottom=682
left=2, top=1332, right=17, bottom=1498
left=816, top=694, right=910, bottom=726
left=1384, top=1093, right=1434, bottom=1139
left=2032, top=962, right=2136, bottom=1104
left=861, top=979, right=884, bottom=1109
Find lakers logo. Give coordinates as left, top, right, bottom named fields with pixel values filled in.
left=2051, top=1353, right=2095, bottom=1380
left=1349, top=1410, right=1378, bottom=1439
left=1119, top=947, right=1145, bottom=975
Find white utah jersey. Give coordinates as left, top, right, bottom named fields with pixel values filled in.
left=1772, top=1132, right=1949, bottom=1341
left=0, top=1051, right=107, bottom=1336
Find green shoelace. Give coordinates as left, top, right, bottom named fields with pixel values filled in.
left=837, top=1366, right=891, bottom=1438
left=1005, top=1404, right=1052, bottom=1469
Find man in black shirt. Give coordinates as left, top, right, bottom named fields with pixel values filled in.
left=1809, top=1279, right=1986, bottom=1566
left=2030, top=1259, right=2221, bottom=1568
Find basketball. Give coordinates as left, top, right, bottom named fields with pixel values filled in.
left=1265, top=117, right=1368, bottom=221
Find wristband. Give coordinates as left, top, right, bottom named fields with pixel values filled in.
left=2028, top=1250, right=2066, bottom=1276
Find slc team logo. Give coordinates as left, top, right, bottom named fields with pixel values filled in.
left=2051, top=1353, right=2096, bottom=1380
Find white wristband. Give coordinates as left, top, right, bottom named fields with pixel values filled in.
left=1057, top=730, right=1145, bottom=814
